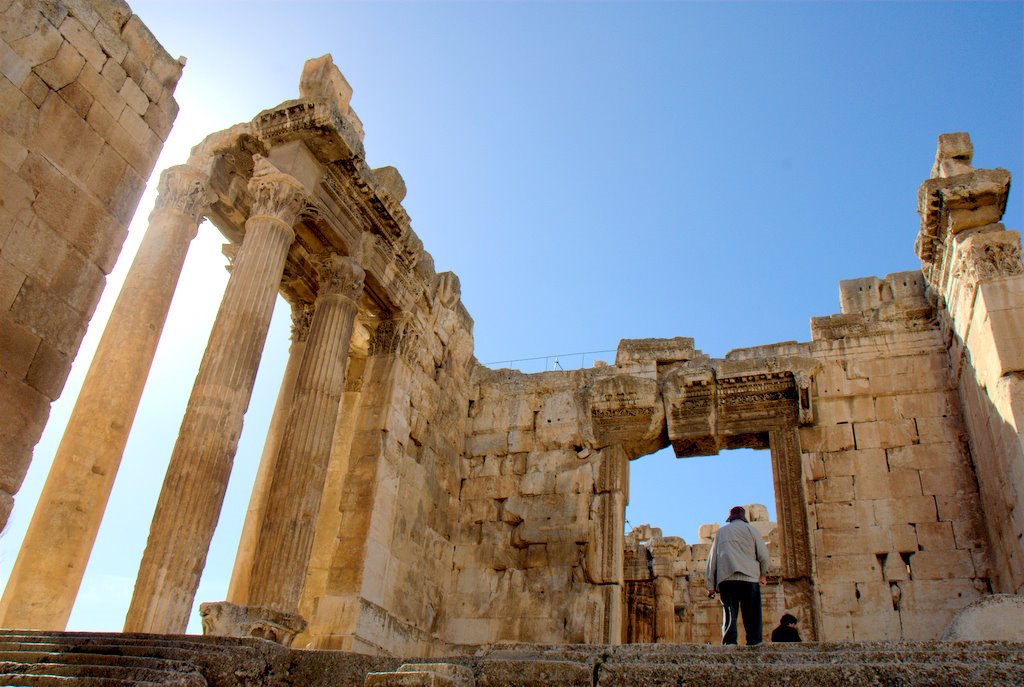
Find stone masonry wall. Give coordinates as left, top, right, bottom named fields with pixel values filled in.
left=0, top=0, right=181, bottom=525
left=298, top=286, right=476, bottom=656
left=449, top=366, right=628, bottom=646
left=804, top=271, right=993, bottom=640
left=915, top=134, right=1024, bottom=594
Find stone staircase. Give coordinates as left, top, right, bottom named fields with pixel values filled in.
left=0, top=630, right=1020, bottom=686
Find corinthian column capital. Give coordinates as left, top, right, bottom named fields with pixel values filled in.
left=290, top=302, right=316, bottom=343
left=248, top=155, right=307, bottom=227
left=154, top=165, right=214, bottom=227
left=316, top=254, right=365, bottom=301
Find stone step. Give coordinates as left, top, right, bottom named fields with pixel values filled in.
left=365, top=662, right=476, bottom=687
left=0, top=660, right=204, bottom=686
left=0, top=650, right=200, bottom=674
left=596, top=661, right=1024, bottom=687
left=0, top=674, right=165, bottom=687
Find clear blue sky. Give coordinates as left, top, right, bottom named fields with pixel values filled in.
left=1, top=1, right=1020, bottom=633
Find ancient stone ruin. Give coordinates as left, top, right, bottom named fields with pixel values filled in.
left=2, top=2, right=1024, bottom=683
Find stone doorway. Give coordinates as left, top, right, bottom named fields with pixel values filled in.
left=622, top=446, right=805, bottom=643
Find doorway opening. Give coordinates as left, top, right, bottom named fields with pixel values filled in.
left=622, top=446, right=794, bottom=644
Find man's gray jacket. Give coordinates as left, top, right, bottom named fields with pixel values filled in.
left=706, top=520, right=770, bottom=591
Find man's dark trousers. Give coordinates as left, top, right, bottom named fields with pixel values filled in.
left=718, top=580, right=762, bottom=645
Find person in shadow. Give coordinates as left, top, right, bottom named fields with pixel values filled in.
left=771, top=613, right=802, bottom=642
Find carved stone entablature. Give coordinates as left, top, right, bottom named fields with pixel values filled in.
left=253, top=98, right=364, bottom=164
left=330, top=157, right=414, bottom=244
left=662, top=367, right=802, bottom=458
left=248, top=156, right=307, bottom=227
left=915, top=135, right=1011, bottom=290
left=586, top=375, right=667, bottom=460
left=316, top=253, right=365, bottom=302
left=154, top=165, right=214, bottom=228
left=198, top=601, right=306, bottom=647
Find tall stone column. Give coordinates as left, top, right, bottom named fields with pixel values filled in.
left=0, top=166, right=212, bottom=630
left=226, top=302, right=314, bottom=604
left=247, top=254, right=365, bottom=613
left=124, top=161, right=305, bottom=634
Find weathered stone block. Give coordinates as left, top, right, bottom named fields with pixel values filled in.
left=853, top=419, right=918, bottom=450
left=909, top=550, right=975, bottom=580
left=889, top=468, right=923, bottom=497
left=0, top=36, right=30, bottom=86
left=8, top=276, right=86, bottom=355
left=0, top=72, right=41, bottom=141
left=32, top=90, right=103, bottom=179
left=814, top=500, right=875, bottom=530
left=815, top=475, right=854, bottom=503
left=915, top=521, right=956, bottom=552
left=79, top=61, right=123, bottom=118
left=58, top=15, right=103, bottom=69
left=0, top=317, right=39, bottom=378
left=34, top=40, right=84, bottom=91
left=8, top=10, right=62, bottom=67
left=799, top=423, right=855, bottom=451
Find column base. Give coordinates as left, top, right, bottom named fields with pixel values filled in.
left=198, top=601, right=307, bottom=647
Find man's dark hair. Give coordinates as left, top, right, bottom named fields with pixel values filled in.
left=780, top=613, right=798, bottom=626
left=727, top=506, right=747, bottom=522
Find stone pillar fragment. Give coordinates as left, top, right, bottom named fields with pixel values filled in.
left=0, top=166, right=212, bottom=630
left=124, top=162, right=304, bottom=634
left=246, top=254, right=365, bottom=613
left=227, top=302, right=314, bottom=604
left=651, top=537, right=683, bottom=643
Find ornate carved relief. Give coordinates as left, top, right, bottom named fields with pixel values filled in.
left=248, top=155, right=307, bottom=225
left=316, top=253, right=365, bottom=301
left=952, top=238, right=1024, bottom=288
left=367, top=313, right=421, bottom=367
left=154, top=165, right=214, bottom=228
left=769, top=427, right=812, bottom=581
left=290, top=302, right=315, bottom=343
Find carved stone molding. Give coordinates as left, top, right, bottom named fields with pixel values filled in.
left=248, top=155, right=307, bottom=226
left=769, top=427, right=812, bottom=582
left=587, top=375, right=666, bottom=459
left=315, top=253, right=365, bottom=301
left=154, top=165, right=213, bottom=227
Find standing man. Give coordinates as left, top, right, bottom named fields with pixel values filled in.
left=706, top=506, right=770, bottom=646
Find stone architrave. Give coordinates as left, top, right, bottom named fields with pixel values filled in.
left=0, top=166, right=212, bottom=631
left=246, top=254, right=365, bottom=614
left=124, top=160, right=305, bottom=634
left=227, top=302, right=315, bottom=604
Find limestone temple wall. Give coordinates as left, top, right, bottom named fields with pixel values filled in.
left=0, top=42, right=1021, bottom=657
left=0, top=0, right=181, bottom=529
